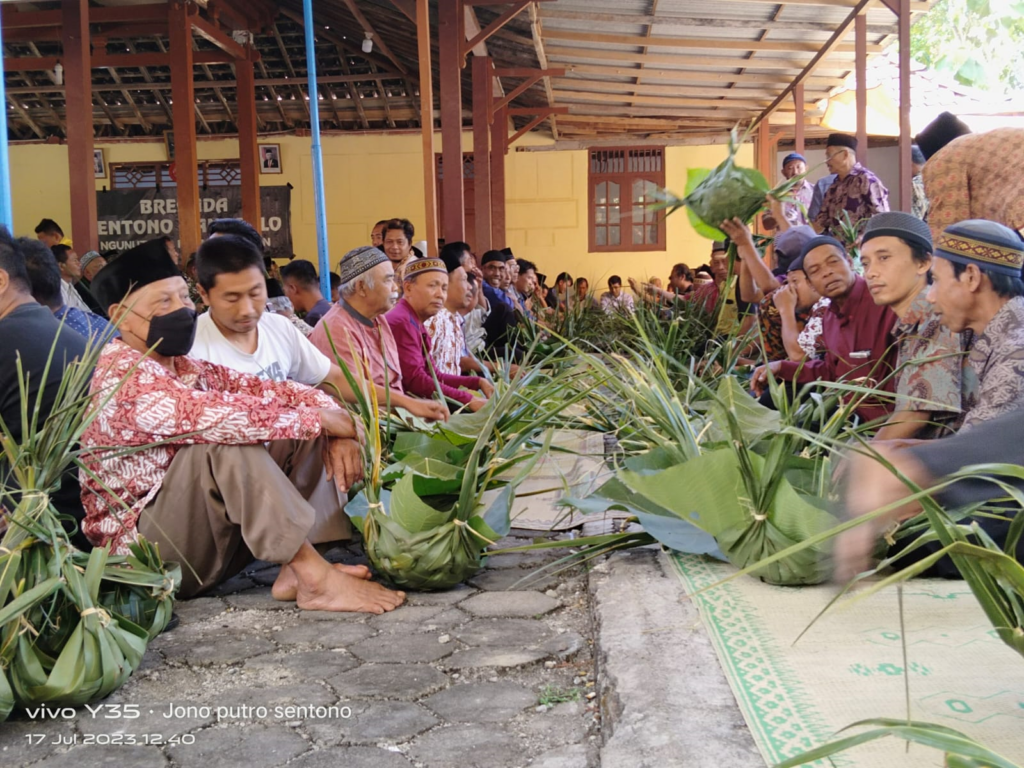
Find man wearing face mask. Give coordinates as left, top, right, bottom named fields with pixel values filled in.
left=83, top=250, right=406, bottom=614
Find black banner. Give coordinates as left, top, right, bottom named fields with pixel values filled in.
left=96, top=186, right=292, bottom=259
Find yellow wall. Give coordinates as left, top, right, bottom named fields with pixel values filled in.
left=9, top=132, right=748, bottom=287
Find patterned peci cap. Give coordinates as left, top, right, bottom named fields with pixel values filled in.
left=402, top=257, right=447, bottom=281
left=338, top=245, right=388, bottom=285
left=935, top=219, right=1024, bottom=278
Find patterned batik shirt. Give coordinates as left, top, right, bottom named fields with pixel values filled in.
left=796, top=297, right=831, bottom=359
left=80, top=340, right=335, bottom=554
left=961, top=295, right=1024, bottom=431
left=911, top=174, right=929, bottom=221
left=922, top=128, right=1024, bottom=243
left=892, top=289, right=964, bottom=436
left=812, top=163, right=890, bottom=239
left=784, top=179, right=815, bottom=227
left=424, top=308, right=465, bottom=377
left=757, top=278, right=813, bottom=362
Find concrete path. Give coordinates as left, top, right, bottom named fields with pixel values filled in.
left=1, top=543, right=760, bottom=768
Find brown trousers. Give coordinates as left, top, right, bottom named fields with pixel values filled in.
left=138, top=437, right=351, bottom=598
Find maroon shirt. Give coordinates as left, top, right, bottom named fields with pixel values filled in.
left=385, top=297, right=480, bottom=405
left=776, top=276, right=898, bottom=421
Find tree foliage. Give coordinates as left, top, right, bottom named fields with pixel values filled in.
left=911, top=0, right=1024, bottom=93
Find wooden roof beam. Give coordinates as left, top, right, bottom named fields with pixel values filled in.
left=6, top=95, right=46, bottom=138
left=555, top=77, right=825, bottom=102
left=527, top=3, right=559, bottom=139
left=387, top=0, right=416, bottom=25
left=3, top=51, right=239, bottom=71
left=3, top=73, right=410, bottom=95
left=1, top=3, right=168, bottom=28
left=545, top=46, right=851, bottom=73
left=543, top=29, right=881, bottom=54
left=340, top=0, right=408, bottom=75
left=538, top=8, right=898, bottom=34
left=272, top=22, right=310, bottom=120
left=125, top=40, right=175, bottom=125
left=493, top=68, right=564, bottom=113
left=462, top=1, right=533, bottom=59
left=563, top=62, right=844, bottom=87
left=336, top=43, right=370, bottom=130
left=554, top=89, right=773, bottom=109
left=752, top=0, right=873, bottom=130
left=191, top=12, right=253, bottom=61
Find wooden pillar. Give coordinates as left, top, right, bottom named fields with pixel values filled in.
left=855, top=12, right=868, bottom=165
left=490, top=104, right=507, bottom=249
left=793, top=83, right=805, bottom=154
left=61, top=0, right=97, bottom=252
left=169, top=0, right=201, bottom=257
left=898, top=0, right=912, bottom=212
left=417, top=0, right=438, bottom=257
left=236, top=55, right=261, bottom=232
left=438, top=0, right=465, bottom=244
left=472, top=55, right=493, bottom=253
left=757, top=118, right=772, bottom=180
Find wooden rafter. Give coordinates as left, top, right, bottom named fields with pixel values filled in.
left=538, top=8, right=897, bottom=34
left=752, top=0, right=874, bottom=129
left=562, top=63, right=844, bottom=88
left=154, top=35, right=211, bottom=134
left=125, top=40, right=174, bottom=125
left=93, top=90, right=126, bottom=135
left=336, top=44, right=370, bottom=130
left=463, top=1, right=532, bottom=58
left=370, top=60, right=396, bottom=128
left=340, top=0, right=408, bottom=75
left=527, top=3, right=558, bottom=139
left=545, top=46, right=852, bottom=73
left=6, top=94, right=46, bottom=138
left=542, top=29, right=879, bottom=54
left=271, top=22, right=310, bottom=119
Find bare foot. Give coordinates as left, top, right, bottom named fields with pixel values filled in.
left=295, top=568, right=406, bottom=614
left=271, top=563, right=372, bottom=601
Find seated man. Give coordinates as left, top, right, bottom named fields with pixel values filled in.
left=386, top=257, right=493, bottom=412
left=752, top=236, right=898, bottom=423
left=85, top=249, right=404, bottom=613
left=426, top=247, right=473, bottom=376
left=309, top=246, right=447, bottom=421
left=600, top=275, right=635, bottom=315
left=926, top=219, right=1024, bottom=430
left=478, top=250, right=519, bottom=358
left=722, top=219, right=817, bottom=362
left=21, top=238, right=116, bottom=343
left=0, top=228, right=91, bottom=548
left=860, top=212, right=964, bottom=439
left=79, top=251, right=107, bottom=288
left=281, top=259, right=332, bottom=327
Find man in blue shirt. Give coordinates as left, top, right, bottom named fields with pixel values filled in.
left=21, top=238, right=116, bottom=343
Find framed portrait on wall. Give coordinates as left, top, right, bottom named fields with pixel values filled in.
left=260, top=144, right=282, bottom=174
left=93, top=149, right=106, bottom=179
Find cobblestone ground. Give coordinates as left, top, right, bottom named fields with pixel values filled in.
left=1, top=537, right=601, bottom=768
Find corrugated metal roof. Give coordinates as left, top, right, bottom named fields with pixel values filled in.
left=535, top=0, right=920, bottom=141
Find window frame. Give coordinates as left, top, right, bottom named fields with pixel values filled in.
left=587, top=147, right=667, bottom=253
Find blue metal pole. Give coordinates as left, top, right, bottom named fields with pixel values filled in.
left=0, top=9, right=14, bottom=229
left=303, top=0, right=331, bottom=299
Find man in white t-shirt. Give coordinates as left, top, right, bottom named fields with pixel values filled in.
left=190, top=235, right=446, bottom=422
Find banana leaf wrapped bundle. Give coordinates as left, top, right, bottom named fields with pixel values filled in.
left=563, top=376, right=840, bottom=586
left=323, top=330, right=593, bottom=591
left=651, top=125, right=809, bottom=241
left=1, top=335, right=178, bottom=722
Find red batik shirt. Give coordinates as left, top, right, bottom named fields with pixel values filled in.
left=80, top=339, right=335, bottom=554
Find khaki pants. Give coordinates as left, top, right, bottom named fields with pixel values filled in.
left=138, top=437, right=351, bottom=598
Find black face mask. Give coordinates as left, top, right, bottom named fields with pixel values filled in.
left=145, top=307, right=197, bottom=356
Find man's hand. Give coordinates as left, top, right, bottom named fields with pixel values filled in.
left=834, top=446, right=932, bottom=583
left=466, top=397, right=486, bottom=412
left=719, top=217, right=756, bottom=253
left=478, top=378, right=495, bottom=398
left=750, top=360, right=783, bottom=397
left=772, top=282, right=798, bottom=315
left=318, top=408, right=358, bottom=439
left=407, top=397, right=449, bottom=422
left=628, top=277, right=643, bottom=295
left=322, top=437, right=363, bottom=493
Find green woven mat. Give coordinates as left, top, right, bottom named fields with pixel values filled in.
left=669, top=552, right=1024, bottom=767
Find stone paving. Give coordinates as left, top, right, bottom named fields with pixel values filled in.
left=1, top=537, right=602, bottom=768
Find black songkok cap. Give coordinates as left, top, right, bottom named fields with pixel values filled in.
left=91, top=249, right=183, bottom=311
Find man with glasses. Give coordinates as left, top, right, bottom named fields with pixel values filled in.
left=812, top=134, right=890, bottom=240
